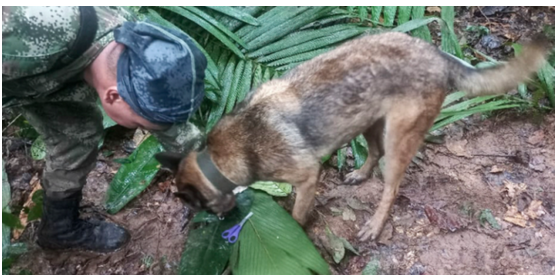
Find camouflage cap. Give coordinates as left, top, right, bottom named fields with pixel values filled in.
left=114, top=21, right=206, bottom=124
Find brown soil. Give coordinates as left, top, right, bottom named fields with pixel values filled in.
left=307, top=112, right=555, bottom=275
left=5, top=127, right=190, bottom=275
left=5, top=111, right=554, bottom=275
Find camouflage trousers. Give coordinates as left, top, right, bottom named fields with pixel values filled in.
left=20, top=98, right=104, bottom=199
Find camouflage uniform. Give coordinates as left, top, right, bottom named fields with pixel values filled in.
left=2, top=6, right=203, bottom=199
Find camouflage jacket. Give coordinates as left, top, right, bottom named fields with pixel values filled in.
left=2, top=6, right=202, bottom=153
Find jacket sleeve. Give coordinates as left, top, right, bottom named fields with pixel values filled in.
left=150, top=121, right=205, bottom=154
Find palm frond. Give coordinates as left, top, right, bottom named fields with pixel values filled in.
left=205, top=6, right=260, bottom=26
left=238, top=7, right=310, bottom=40
left=247, top=24, right=358, bottom=58
left=382, top=6, right=397, bottom=26
left=257, top=27, right=366, bottom=63
left=159, top=6, right=246, bottom=58
left=370, top=6, right=382, bottom=22
left=397, top=6, right=412, bottom=24
left=245, top=7, right=337, bottom=50
left=410, top=6, right=432, bottom=42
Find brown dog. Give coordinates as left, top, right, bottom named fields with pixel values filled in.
left=156, top=32, right=548, bottom=241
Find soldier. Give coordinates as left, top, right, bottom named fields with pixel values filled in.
left=2, top=6, right=207, bottom=252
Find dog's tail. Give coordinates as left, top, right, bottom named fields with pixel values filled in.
left=448, top=36, right=549, bottom=97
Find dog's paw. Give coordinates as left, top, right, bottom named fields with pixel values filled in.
left=343, top=170, right=369, bottom=185
left=206, top=193, right=236, bottom=215
left=357, top=217, right=385, bottom=241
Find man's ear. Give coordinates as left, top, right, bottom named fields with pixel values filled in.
left=103, top=86, right=120, bottom=105
left=155, top=152, right=184, bottom=173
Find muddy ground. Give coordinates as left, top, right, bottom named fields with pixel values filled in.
left=2, top=6, right=555, bottom=275
left=308, top=112, right=555, bottom=275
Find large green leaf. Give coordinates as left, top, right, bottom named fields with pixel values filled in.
left=179, top=190, right=253, bottom=275
left=362, top=257, right=380, bottom=275
left=31, top=136, right=46, bottom=160
left=26, top=190, right=43, bottom=222
left=350, top=137, right=367, bottom=169
left=1, top=212, right=22, bottom=229
left=249, top=181, right=292, bottom=197
left=234, top=190, right=330, bottom=275
left=325, top=227, right=345, bottom=263
left=105, top=135, right=163, bottom=214
left=2, top=243, right=27, bottom=275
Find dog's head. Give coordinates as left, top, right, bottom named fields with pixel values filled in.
left=154, top=151, right=236, bottom=215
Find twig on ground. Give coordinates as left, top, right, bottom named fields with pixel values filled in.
left=2, top=114, right=22, bottom=134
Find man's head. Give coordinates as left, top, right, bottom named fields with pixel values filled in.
left=85, top=21, right=207, bottom=130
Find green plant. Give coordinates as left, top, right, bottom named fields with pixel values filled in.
left=179, top=189, right=329, bottom=275
left=2, top=161, right=28, bottom=275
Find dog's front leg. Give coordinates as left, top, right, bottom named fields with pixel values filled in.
left=291, top=170, right=320, bottom=225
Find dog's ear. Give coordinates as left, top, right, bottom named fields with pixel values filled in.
left=154, top=152, right=184, bottom=173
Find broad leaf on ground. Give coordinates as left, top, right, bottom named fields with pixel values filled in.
left=179, top=190, right=253, bottom=275
left=30, top=136, right=45, bottom=160
left=234, top=190, right=330, bottom=275
left=325, top=227, right=345, bottom=264
left=105, top=135, right=164, bottom=214
left=249, top=181, right=292, bottom=197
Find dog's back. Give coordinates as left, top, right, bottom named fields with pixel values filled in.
left=215, top=32, right=547, bottom=163
left=212, top=34, right=443, bottom=164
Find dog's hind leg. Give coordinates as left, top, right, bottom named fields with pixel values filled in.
left=358, top=100, right=440, bottom=241
left=343, top=118, right=386, bottom=185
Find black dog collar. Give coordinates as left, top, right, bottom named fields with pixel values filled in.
left=196, top=149, right=237, bottom=194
